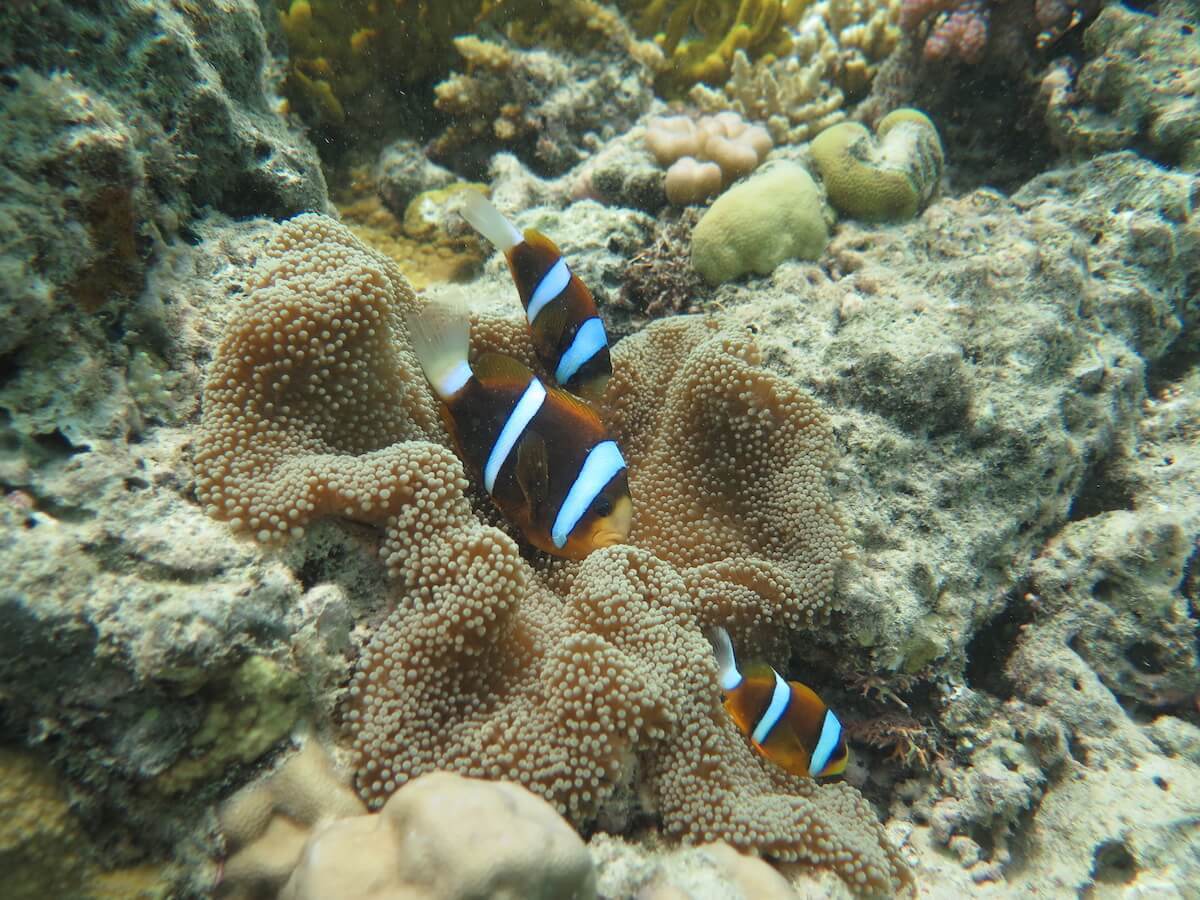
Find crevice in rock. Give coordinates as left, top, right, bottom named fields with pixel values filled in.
left=965, top=581, right=1037, bottom=699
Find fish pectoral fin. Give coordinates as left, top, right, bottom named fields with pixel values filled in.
left=534, top=293, right=569, bottom=342
left=515, top=433, right=550, bottom=512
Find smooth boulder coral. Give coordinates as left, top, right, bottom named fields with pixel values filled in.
left=691, top=162, right=831, bottom=284
left=810, top=109, right=943, bottom=222
left=280, top=772, right=596, bottom=900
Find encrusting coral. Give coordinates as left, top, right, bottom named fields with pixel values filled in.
left=196, top=215, right=912, bottom=894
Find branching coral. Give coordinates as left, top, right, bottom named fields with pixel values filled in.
left=197, top=216, right=911, bottom=894
left=688, top=1, right=902, bottom=144
left=846, top=713, right=945, bottom=769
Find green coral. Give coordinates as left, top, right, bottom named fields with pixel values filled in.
left=623, top=0, right=812, bottom=95
left=159, top=656, right=305, bottom=793
left=690, top=161, right=830, bottom=284
left=810, top=108, right=943, bottom=222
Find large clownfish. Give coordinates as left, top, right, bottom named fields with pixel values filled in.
left=709, top=627, right=849, bottom=779
left=407, top=299, right=632, bottom=560
left=460, top=193, right=613, bottom=401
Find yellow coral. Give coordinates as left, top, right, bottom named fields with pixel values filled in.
left=687, top=1, right=901, bottom=143
left=624, top=0, right=811, bottom=95
left=810, top=108, right=943, bottom=222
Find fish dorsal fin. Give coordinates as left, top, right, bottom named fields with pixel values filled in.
left=515, top=433, right=550, bottom=512
left=523, top=228, right=563, bottom=258
left=741, top=662, right=777, bottom=683
left=473, top=352, right=534, bottom=385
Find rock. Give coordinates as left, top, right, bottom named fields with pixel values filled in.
left=280, top=772, right=596, bottom=900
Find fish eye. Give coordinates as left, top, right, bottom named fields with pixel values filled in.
left=593, top=496, right=612, bottom=517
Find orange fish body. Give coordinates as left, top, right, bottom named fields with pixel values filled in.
left=408, top=300, right=631, bottom=560
left=710, top=628, right=848, bottom=778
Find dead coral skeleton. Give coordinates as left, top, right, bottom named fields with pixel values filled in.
left=846, top=712, right=945, bottom=769
left=617, top=210, right=705, bottom=319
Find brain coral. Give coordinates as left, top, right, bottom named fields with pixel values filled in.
left=196, top=216, right=910, bottom=895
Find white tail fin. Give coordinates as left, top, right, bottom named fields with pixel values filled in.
left=708, top=627, right=743, bottom=691
left=405, top=297, right=472, bottom=401
left=460, top=192, right=523, bottom=251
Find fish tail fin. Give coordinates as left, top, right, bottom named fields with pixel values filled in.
left=707, top=626, right=743, bottom=691
left=460, top=192, right=523, bottom=252
left=405, top=297, right=472, bottom=401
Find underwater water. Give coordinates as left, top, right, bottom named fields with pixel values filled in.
left=1, top=0, right=1198, bottom=897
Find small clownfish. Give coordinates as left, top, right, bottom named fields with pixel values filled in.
left=460, top=193, right=613, bottom=401
left=709, top=627, right=849, bottom=779
left=407, top=298, right=633, bottom=560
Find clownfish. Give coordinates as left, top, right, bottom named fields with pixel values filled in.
left=460, top=193, right=613, bottom=401
left=407, top=299, right=633, bottom=560
left=709, top=627, right=849, bottom=779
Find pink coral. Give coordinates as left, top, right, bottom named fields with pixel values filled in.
left=901, top=0, right=988, bottom=64
left=901, top=0, right=1096, bottom=63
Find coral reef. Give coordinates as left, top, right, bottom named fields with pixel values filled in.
left=691, top=162, right=831, bottom=283
left=4, top=0, right=1200, bottom=893
left=810, top=109, right=943, bottom=221
left=193, top=215, right=909, bottom=893
left=644, top=112, right=773, bottom=204
left=1042, top=1, right=1200, bottom=172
